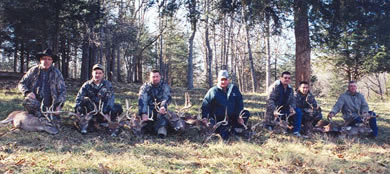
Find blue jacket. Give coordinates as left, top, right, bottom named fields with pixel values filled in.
left=201, top=84, right=243, bottom=121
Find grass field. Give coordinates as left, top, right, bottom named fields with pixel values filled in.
left=0, top=79, right=389, bottom=173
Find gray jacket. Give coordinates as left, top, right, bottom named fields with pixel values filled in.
left=330, top=90, right=369, bottom=121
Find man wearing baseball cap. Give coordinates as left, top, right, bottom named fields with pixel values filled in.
left=18, top=48, right=66, bottom=134
left=201, top=70, right=250, bottom=140
left=74, top=64, right=123, bottom=135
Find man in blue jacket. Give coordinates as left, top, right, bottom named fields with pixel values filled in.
left=201, top=70, right=250, bottom=140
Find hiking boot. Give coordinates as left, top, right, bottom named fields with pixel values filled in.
left=293, top=132, right=301, bottom=137
left=157, top=127, right=167, bottom=138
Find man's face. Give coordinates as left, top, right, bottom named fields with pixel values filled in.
left=218, top=78, right=230, bottom=89
left=299, top=84, right=309, bottom=95
left=39, top=56, right=53, bottom=70
left=280, top=74, right=291, bottom=85
left=150, top=72, right=161, bottom=85
left=348, top=83, right=357, bottom=94
left=92, top=69, right=104, bottom=82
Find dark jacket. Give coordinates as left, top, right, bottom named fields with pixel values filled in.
left=201, top=84, right=243, bottom=121
left=295, top=90, right=318, bottom=109
left=265, top=80, right=295, bottom=122
left=75, top=79, right=115, bottom=113
left=18, top=65, right=66, bottom=105
left=138, top=81, right=171, bottom=115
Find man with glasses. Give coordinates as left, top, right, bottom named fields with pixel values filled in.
left=265, top=71, right=302, bottom=137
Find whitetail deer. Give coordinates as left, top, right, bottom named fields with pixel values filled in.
left=0, top=111, right=59, bottom=135
left=270, top=105, right=295, bottom=134
left=98, top=100, right=131, bottom=137
left=167, top=92, right=192, bottom=132
left=303, top=96, right=322, bottom=135
left=68, top=100, right=99, bottom=134
left=0, top=100, right=67, bottom=135
left=202, top=107, right=229, bottom=143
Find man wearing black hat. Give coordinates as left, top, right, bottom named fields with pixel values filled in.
left=74, top=64, right=123, bottom=135
left=18, top=49, right=67, bottom=132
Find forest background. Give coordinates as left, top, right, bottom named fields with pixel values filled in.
left=0, top=0, right=390, bottom=173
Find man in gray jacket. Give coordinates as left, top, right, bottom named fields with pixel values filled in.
left=328, top=81, right=378, bottom=137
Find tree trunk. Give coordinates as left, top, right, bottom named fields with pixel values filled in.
left=294, top=0, right=311, bottom=88
left=13, top=42, right=18, bottom=72
left=243, top=7, right=256, bottom=92
left=265, top=14, right=271, bottom=92
left=187, top=0, right=196, bottom=90
left=81, top=41, right=90, bottom=81
left=19, top=42, right=24, bottom=73
left=116, top=46, right=122, bottom=82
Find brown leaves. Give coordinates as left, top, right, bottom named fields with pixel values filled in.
left=99, top=163, right=110, bottom=174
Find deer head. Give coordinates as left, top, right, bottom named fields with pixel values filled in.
left=168, top=92, right=192, bottom=132
left=68, top=100, right=99, bottom=134
left=99, top=100, right=131, bottom=137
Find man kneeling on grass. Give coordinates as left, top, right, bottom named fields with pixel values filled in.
left=201, top=70, right=250, bottom=140
left=74, top=64, right=123, bottom=135
left=328, top=81, right=378, bottom=138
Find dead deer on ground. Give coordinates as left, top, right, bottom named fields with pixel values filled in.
left=0, top=111, right=59, bottom=135
left=167, top=92, right=192, bottom=132
left=98, top=100, right=131, bottom=137
left=303, top=96, right=322, bottom=135
left=67, top=100, right=99, bottom=134
left=202, top=108, right=229, bottom=143
left=271, top=105, right=295, bottom=134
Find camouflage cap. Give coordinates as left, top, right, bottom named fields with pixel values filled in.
left=218, top=70, right=229, bottom=79
left=92, top=64, right=104, bottom=71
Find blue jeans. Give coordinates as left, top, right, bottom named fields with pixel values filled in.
left=211, top=110, right=251, bottom=140
left=346, top=111, right=378, bottom=137
left=281, top=108, right=302, bottom=133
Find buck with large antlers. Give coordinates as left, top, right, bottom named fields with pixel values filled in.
left=0, top=100, right=62, bottom=135
left=166, top=92, right=192, bottom=132
left=270, top=105, right=295, bottom=134
left=0, top=111, right=59, bottom=135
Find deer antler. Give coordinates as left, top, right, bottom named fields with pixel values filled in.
left=273, top=105, right=284, bottom=118
left=177, top=92, right=192, bottom=117
left=238, top=110, right=248, bottom=130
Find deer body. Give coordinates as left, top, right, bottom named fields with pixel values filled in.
left=1, top=111, right=59, bottom=134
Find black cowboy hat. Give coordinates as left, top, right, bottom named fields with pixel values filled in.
left=35, top=49, right=59, bottom=62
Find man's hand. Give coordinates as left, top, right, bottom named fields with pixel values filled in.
left=141, top=114, right=149, bottom=121
left=237, top=117, right=244, bottom=125
left=327, top=112, right=334, bottom=120
left=55, top=105, right=62, bottom=116
left=27, top=92, right=36, bottom=99
left=199, top=118, right=207, bottom=126
left=159, top=106, right=167, bottom=115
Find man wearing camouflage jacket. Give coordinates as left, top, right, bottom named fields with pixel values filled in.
left=328, top=81, right=378, bottom=137
left=138, top=69, right=172, bottom=138
left=18, top=49, right=66, bottom=130
left=74, top=64, right=123, bottom=134
left=295, top=81, right=322, bottom=133
left=265, top=71, right=302, bottom=136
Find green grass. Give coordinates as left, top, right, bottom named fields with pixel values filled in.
left=0, top=80, right=389, bottom=173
